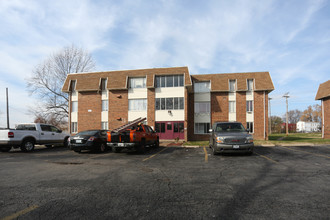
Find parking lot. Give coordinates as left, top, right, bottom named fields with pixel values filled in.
left=0, top=144, right=329, bottom=219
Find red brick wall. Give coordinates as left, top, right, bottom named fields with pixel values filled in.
left=236, top=92, right=246, bottom=126
left=77, top=91, right=101, bottom=132
left=323, top=98, right=330, bottom=138
left=211, top=92, right=229, bottom=123
left=147, top=88, right=155, bottom=127
left=108, top=90, right=128, bottom=130
left=253, top=91, right=268, bottom=140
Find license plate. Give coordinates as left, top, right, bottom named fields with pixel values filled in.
left=233, top=145, right=240, bottom=149
left=76, top=140, right=82, bottom=143
left=118, top=143, right=124, bottom=147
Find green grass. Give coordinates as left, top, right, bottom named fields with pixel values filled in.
left=183, top=133, right=330, bottom=146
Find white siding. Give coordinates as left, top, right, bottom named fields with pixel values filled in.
left=101, top=111, right=108, bottom=122
left=155, top=110, right=184, bottom=121
left=155, top=87, right=184, bottom=98
left=128, top=88, right=147, bottom=99
left=129, top=111, right=148, bottom=122
left=71, top=112, right=78, bottom=122
left=194, top=93, right=210, bottom=102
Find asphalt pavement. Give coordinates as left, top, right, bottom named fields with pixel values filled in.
left=0, top=144, right=329, bottom=219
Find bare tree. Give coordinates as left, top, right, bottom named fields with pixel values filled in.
left=27, top=45, right=95, bottom=128
left=285, top=109, right=302, bottom=124
left=300, top=104, right=321, bottom=122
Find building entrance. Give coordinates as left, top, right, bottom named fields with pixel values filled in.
left=155, top=121, right=184, bottom=140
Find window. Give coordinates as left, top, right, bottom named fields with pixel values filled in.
left=247, top=122, right=253, bottom=133
left=155, top=97, right=184, bottom=110
left=129, top=77, right=146, bottom=88
left=246, top=100, right=253, bottom=112
left=129, top=99, right=147, bottom=111
left=71, top=122, right=77, bottom=133
left=155, top=75, right=184, bottom=88
left=70, top=80, right=76, bottom=91
left=229, top=80, right=236, bottom=92
left=102, top=100, right=108, bottom=111
left=229, top=101, right=236, bottom=113
left=101, top=79, right=107, bottom=90
left=71, top=101, right=78, bottom=112
left=173, top=122, right=184, bottom=133
left=101, top=122, right=108, bottom=130
left=16, top=124, right=36, bottom=130
left=155, top=123, right=165, bottom=133
left=194, top=82, right=210, bottom=93
left=194, top=123, right=210, bottom=134
left=247, top=79, right=254, bottom=91
left=195, top=102, right=210, bottom=113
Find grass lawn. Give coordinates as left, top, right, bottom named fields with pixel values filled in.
left=183, top=133, right=330, bottom=146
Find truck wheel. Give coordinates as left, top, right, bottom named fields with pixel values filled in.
left=112, top=147, right=121, bottom=153
left=154, top=139, right=159, bottom=148
left=0, top=147, right=11, bottom=152
left=137, top=140, right=146, bottom=153
left=99, top=143, right=106, bottom=152
left=21, top=139, right=35, bottom=152
left=73, top=149, right=81, bottom=153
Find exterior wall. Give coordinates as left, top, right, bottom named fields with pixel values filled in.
left=236, top=92, right=246, bottom=126
left=108, top=90, right=128, bottom=130
left=187, top=92, right=195, bottom=141
left=77, top=91, right=102, bottom=132
left=184, top=88, right=189, bottom=141
left=147, top=88, right=155, bottom=128
left=323, top=98, right=330, bottom=138
left=253, top=91, right=268, bottom=140
left=211, top=92, right=229, bottom=123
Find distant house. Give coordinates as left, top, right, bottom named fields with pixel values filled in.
left=296, top=121, right=320, bottom=133
left=281, top=123, right=296, bottom=133
left=315, top=80, right=330, bottom=138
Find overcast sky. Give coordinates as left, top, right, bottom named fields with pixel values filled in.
left=0, top=0, right=329, bottom=127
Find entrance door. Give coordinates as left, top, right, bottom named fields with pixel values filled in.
left=155, top=121, right=184, bottom=140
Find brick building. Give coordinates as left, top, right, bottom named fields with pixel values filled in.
left=315, top=80, right=330, bottom=138
left=62, top=67, right=274, bottom=141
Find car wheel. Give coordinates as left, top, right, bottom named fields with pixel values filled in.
left=99, top=143, right=106, bottom=152
left=21, top=139, right=35, bottom=152
left=0, top=147, right=11, bottom=152
left=73, top=149, right=81, bottom=153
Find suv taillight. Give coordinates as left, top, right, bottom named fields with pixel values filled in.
left=8, top=132, right=14, bottom=138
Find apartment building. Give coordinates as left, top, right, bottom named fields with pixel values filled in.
left=62, top=67, right=274, bottom=141
left=315, top=80, right=330, bottom=138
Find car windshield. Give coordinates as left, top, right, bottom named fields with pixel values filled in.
left=215, top=123, right=246, bottom=132
left=76, top=130, right=98, bottom=136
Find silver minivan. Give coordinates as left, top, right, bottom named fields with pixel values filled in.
left=209, top=122, right=254, bottom=155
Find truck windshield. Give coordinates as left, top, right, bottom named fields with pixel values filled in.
left=215, top=123, right=246, bottom=132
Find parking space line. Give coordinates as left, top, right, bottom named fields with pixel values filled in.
left=255, top=152, right=279, bottom=164
left=278, top=146, right=330, bottom=159
left=143, top=148, right=168, bottom=162
left=203, top=147, right=208, bottom=163
left=1, top=205, right=39, bottom=220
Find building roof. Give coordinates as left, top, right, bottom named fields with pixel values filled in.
left=191, top=71, right=274, bottom=92
left=62, top=67, right=274, bottom=93
left=315, top=80, right=330, bottom=100
left=62, top=67, right=191, bottom=92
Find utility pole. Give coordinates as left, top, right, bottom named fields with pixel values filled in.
left=6, top=88, right=9, bottom=129
left=269, top=97, right=272, bottom=134
left=283, top=92, right=290, bottom=136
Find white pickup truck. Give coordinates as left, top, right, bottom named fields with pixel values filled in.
left=0, top=123, right=70, bottom=152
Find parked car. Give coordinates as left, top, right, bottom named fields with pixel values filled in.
left=209, top=122, right=254, bottom=155
left=0, top=123, right=70, bottom=152
left=69, top=130, right=108, bottom=153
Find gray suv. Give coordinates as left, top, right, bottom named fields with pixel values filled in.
left=209, top=122, right=254, bottom=155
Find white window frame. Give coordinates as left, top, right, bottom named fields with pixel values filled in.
left=194, top=123, right=210, bottom=134
left=247, top=122, right=254, bottom=133
left=229, top=101, right=236, bottom=113
left=129, top=77, right=146, bottom=88
left=194, top=82, right=211, bottom=93
left=229, top=80, right=236, bottom=92
left=101, top=122, right=108, bottom=130
left=247, top=79, right=254, bottom=91
left=246, top=100, right=253, bottom=112
left=71, top=101, right=78, bottom=112
left=194, top=102, right=210, bottom=113
left=71, top=122, right=78, bottom=133
left=102, top=100, right=108, bottom=111
left=128, top=99, right=147, bottom=111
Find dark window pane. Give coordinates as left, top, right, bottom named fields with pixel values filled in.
left=155, top=123, right=160, bottom=132
left=161, top=123, right=165, bottom=133
left=161, top=76, right=165, bottom=87
left=167, top=123, right=172, bottom=130
left=179, top=75, right=184, bottom=86
left=166, top=98, right=173, bottom=110
left=179, top=97, right=184, bottom=109
left=155, top=98, right=160, bottom=110
left=174, top=75, right=179, bottom=87
left=174, top=123, right=178, bottom=132
left=166, top=76, right=173, bottom=87
left=179, top=123, right=184, bottom=133
left=161, top=98, right=165, bottom=110
left=156, top=77, right=160, bottom=88
left=174, top=97, right=179, bottom=109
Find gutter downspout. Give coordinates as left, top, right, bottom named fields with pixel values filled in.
left=264, top=91, right=266, bottom=140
